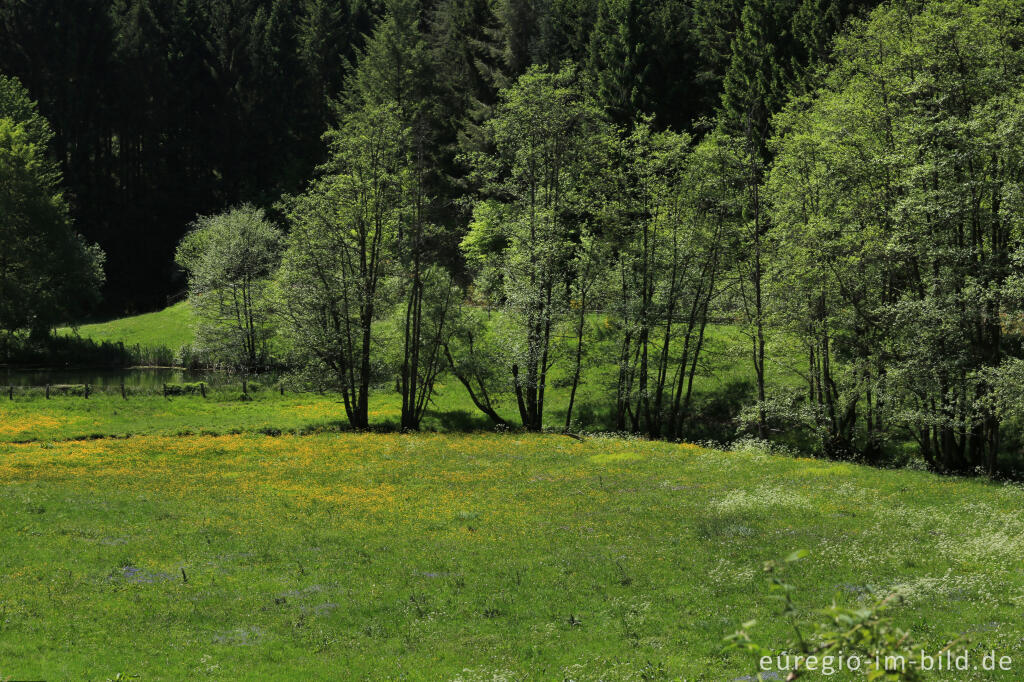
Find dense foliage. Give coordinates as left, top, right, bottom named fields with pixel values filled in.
left=0, top=75, right=103, bottom=350
left=767, top=0, right=1024, bottom=475
left=175, top=204, right=282, bottom=374
left=0, top=0, right=872, bottom=312
left=11, top=0, right=1024, bottom=475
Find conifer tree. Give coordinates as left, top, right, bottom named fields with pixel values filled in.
left=719, top=0, right=789, bottom=152
left=588, top=0, right=652, bottom=126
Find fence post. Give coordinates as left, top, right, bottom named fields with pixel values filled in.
left=7, top=386, right=11, bottom=401
left=84, top=384, right=90, bottom=399
left=201, top=382, right=206, bottom=399
left=45, top=384, right=50, bottom=400
left=242, top=379, right=248, bottom=396
left=121, top=381, right=127, bottom=400
left=163, top=383, right=167, bottom=398
left=280, top=383, right=284, bottom=396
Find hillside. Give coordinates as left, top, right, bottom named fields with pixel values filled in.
left=58, top=301, right=193, bottom=350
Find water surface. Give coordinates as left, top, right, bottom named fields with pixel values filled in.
left=0, top=367, right=274, bottom=388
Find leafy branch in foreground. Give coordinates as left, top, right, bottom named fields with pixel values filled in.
left=724, top=551, right=960, bottom=681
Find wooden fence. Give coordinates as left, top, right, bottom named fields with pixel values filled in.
left=4, top=380, right=286, bottom=400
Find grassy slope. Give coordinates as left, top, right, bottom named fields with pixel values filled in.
left=5, top=310, right=1014, bottom=679
left=57, top=301, right=194, bottom=350
left=0, top=432, right=1021, bottom=680
left=0, top=382, right=620, bottom=443
left=0, top=391, right=419, bottom=443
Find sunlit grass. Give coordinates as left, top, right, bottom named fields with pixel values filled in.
left=0, top=432, right=1021, bottom=679
left=56, top=301, right=194, bottom=350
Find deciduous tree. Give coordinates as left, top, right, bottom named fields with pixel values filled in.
left=0, top=75, right=103, bottom=351
left=175, top=204, right=282, bottom=374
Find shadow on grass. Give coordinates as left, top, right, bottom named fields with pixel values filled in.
left=3, top=332, right=176, bottom=368
left=423, top=409, right=500, bottom=433
left=287, top=413, right=502, bottom=437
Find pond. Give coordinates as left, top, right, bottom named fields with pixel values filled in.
left=0, top=367, right=278, bottom=389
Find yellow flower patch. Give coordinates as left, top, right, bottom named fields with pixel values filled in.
left=588, top=451, right=646, bottom=464
left=0, top=414, right=66, bottom=436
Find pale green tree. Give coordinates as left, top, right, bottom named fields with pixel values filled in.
left=175, top=204, right=282, bottom=374
left=347, top=0, right=457, bottom=430
left=767, top=0, right=1024, bottom=472
left=612, top=122, right=741, bottom=438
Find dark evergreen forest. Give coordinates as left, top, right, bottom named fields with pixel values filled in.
left=0, top=0, right=877, bottom=314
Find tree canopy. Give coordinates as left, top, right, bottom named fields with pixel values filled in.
left=0, top=75, right=103, bottom=345
left=16, top=0, right=1024, bottom=474
left=0, top=0, right=880, bottom=313
left=175, top=204, right=282, bottom=374
left=766, top=0, right=1024, bottom=473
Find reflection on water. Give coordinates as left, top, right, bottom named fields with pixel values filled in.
left=1, top=367, right=278, bottom=388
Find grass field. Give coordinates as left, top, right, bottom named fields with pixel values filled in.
left=57, top=301, right=194, bottom=350
left=1, top=429, right=1022, bottom=680
left=0, top=366, right=751, bottom=445
left=4, top=302, right=787, bottom=444
left=9, top=306, right=1013, bottom=679
left=0, top=390, right=443, bottom=443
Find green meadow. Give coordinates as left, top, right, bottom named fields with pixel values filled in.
left=2, top=305, right=1019, bottom=680
left=0, top=429, right=1022, bottom=680
left=6, top=0, right=1024, bottom=678
left=33, top=301, right=805, bottom=446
